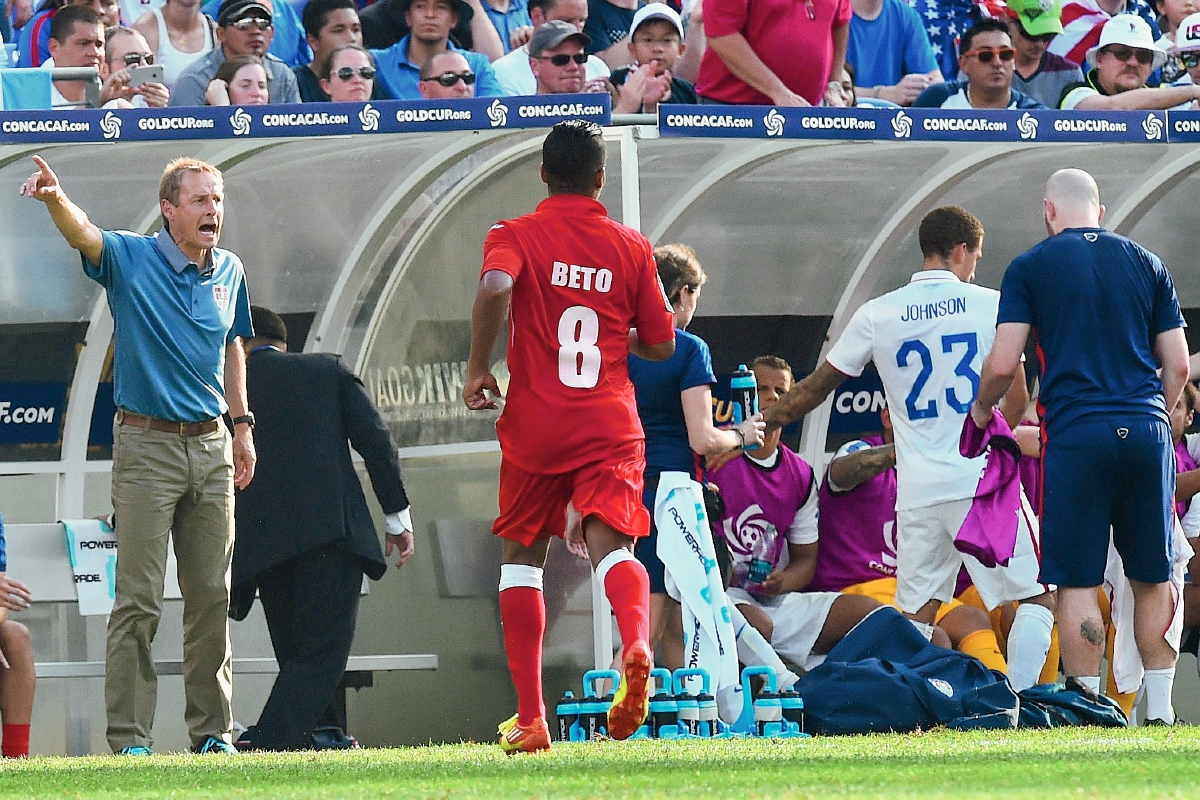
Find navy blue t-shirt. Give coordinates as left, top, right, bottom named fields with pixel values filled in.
left=584, top=0, right=636, bottom=54
left=997, top=227, right=1185, bottom=433
left=628, top=328, right=716, bottom=478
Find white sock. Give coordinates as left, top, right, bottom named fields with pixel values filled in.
left=1006, top=602, right=1054, bottom=692
left=730, top=602, right=789, bottom=675
left=1143, top=667, right=1176, bottom=724
left=909, top=621, right=936, bottom=641
left=498, top=563, right=543, bottom=592
left=1075, top=675, right=1101, bottom=694
left=594, top=548, right=636, bottom=586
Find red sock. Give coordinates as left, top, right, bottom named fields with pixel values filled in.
left=499, top=586, right=546, bottom=725
left=603, top=559, right=650, bottom=652
left=2, top=723, right=30, bottom=758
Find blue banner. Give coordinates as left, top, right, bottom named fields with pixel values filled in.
left=827, top=370, right=886, bottom=436
left=1167, top=110, right=1200, bottom=142
left=659, top=105, right=1170, bottom=144
left=0, top=94, right=611, bottom=144
left=0, top=382, right=67, bottom=445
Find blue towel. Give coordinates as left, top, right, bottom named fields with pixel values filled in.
left=1, top=67, right=52, bottom=109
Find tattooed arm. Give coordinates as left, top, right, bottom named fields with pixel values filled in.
left=827, top=442, right=896, bottom=493
left=764, top=362, right=848, bottom=431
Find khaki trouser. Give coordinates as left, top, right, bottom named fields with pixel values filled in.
left=105, top=420, right=235, bottom=751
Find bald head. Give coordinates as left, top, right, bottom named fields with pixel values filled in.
left=1043, top=168, right=1104, bottom=235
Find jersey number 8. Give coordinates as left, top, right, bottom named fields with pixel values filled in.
left=558, top=305, right=602, bottom=388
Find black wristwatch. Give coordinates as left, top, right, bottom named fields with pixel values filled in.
left=232, top=413, right=255, bottom=429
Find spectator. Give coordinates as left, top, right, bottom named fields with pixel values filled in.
left=1153, top=0, right=1195, bottom=81
left=996, top=0, right=1084, bottom=108
left=417, top=49, right=475, bottom=96
left=1168, top=10, right=1200, bottom=97
left=695, top=0, right=851, bottom=106
left=1058, top=14, right=1200, bottom=106
left=231, top=307, right=414, bottom=752
left=611, top=4, right=697, bottom=113
left=708, top=356, right=884, bottom=675
left=93, top=0, right=117, bottom=25
left=295, top=0, right=389, bottom=101
left=204, top=51, right=268, bottom=102
left=913, top=0, right=976, bottom=80
left=482, top=0, right=532, bottom=53
left=322, top=43, right=379, bottom=100
left=101, top=25, right=170, bottom=106
left=201, top=0, right=310, bottom=67
left=169, top=0, right=300, bottom=106
left=371, top=0, right=500, bottom=99
left=360, top=0, right=504, bottom=61
left=17, top=0, right=114, bottom=66
left=528, top=20, right=606, bottom=93
left=132, top=0, right=217, bottom=90
left=913, top=18, right=1046, bottom=107
left=846, top=0, right=941, bottom=106
left=625, top=244, right=764, bottom=672
left=1052, top=0, right=1162, bottom=69
left=810, top=403, right=1009, bottom=674
left=20, top=155, right=255, bottom=755
left=46, top=6, right=104, bottom=108
left=0, top=513, right=35, bottom=760
left=491, top=0, right=608, bottom=95
left=582, top=0, right=635, bottom=68
left=974, top=168, right=1189, bottom=722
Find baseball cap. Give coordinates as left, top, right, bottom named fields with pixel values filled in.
left=1085, top=14, right=1167, bottom=69
left=630, top=3, right=684, bottom=39
left=217, top=0, right=272, bottom=26
left=1005, top=0, right=1064, bottom=37
left=529, top=20, right=591, bottom=57
left=1173, top=11, right=1200, bottom=52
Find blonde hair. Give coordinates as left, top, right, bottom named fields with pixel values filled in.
left=159, top=157, right=222, bottom=207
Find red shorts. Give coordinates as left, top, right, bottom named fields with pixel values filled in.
left=494, top=440, right=650, bottom=547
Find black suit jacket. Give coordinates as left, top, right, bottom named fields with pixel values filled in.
left=233, top=348, right=409, bottom=594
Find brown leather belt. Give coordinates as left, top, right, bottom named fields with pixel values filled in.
left=116, top=409, right=220, bottom=437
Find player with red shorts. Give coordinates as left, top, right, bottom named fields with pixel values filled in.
left=464, top=120, right=676, bottom=754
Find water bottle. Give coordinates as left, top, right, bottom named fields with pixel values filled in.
left=696, top=692, right=718, bottom=737
left=555, top=691, right=580, bottom=742
left=730, top=364, right=759, bottom=450
left=744, top=523, right=778, bottom=595
left=580, top=669, right=619, bottom=740
left=779, top=689, right=804, bottom=734
left=754, top=690, right=783, bottom=737
left=648, top=668, right=677, bottom=738
left=675, top=691, right=700, bottom=736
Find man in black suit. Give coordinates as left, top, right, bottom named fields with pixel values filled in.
left=232, top=306, right=414, bottom=751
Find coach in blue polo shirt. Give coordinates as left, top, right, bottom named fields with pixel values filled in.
left=19, top=155, right=255, bottom=755
left=973, top=168, right=1189, bottom=725
left=370, top=0, right=500, bottom=99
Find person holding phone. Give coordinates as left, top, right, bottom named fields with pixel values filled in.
left=102, top=26, right=171, bottom=107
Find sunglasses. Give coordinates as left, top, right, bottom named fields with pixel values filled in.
left=421, top=70, right=475, bottom=86
left=537, top=52, right=588, bottom=66
left=1182, top=51, right=1200, bottom=68
left=963, top=46, right=1016, bottom=63
left=1102, top=44, right=1155, bottom=65
left=122, top=51, right=154, bottom=66
left=335, top=65, right=376, bottom=81
left=230, top=16, right=272, bottom=30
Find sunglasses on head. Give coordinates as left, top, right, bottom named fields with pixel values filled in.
left=230, top=16, right=272, bottom=30
left=421, top=70, right=475, bottom=86
left=335, top=65, right=376, bottom=80
left=1181, top=51, right=1200, bottom=68
left=538, top=52, right=588, bottom=66
left=964, top=46, right=1016, bottom=62
left=1103, top=44, right=1155, bottom=64
left=122, top=51, right=154, bottom=65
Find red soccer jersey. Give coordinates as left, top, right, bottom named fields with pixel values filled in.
left=482, top=194, right=675, bottom=475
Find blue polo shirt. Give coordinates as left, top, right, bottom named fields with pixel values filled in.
left=628, top=329, right=715, bottom=480
left=371, top=35, right=501, bottom=99
left=997, top=227, right=1185, bottom=434
left=83, top=229, right=253, bottom=422
left=482, top=0, right=532, bottom=53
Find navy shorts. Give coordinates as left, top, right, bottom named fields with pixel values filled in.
left=634, top=484, right=668, bottom=594
left=1041, top=415, right=1175, bottom=587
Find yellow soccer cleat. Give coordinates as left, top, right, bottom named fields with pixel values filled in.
left=497, top=714, right=551, bottom=755
left=607, top=639, right=652, bottom=741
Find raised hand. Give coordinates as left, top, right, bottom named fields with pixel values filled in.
left=18, top=155, right=60, bottom=203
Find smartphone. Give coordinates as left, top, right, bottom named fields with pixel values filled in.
left=129, top=64, right=164, bottom=87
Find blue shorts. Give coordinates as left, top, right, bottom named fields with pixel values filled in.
left=1041, top=415, right=1175, bottom=587
left=634, top=484, right=667, bottom=594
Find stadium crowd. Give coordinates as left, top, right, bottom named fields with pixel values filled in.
left=7, top=0, right=1200, bottom=110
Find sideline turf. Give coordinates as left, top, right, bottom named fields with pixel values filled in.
left=2, top=728, right=1198, bottom=799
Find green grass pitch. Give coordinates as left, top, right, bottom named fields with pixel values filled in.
left=2, top=728, right=1199, bottom=799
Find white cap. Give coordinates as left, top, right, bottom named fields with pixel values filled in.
left=1085, top=14, right=1167, bottom=70
left=629, top=2, right=685, bottom=40
left=1173, top=12, right=1200, bottom=52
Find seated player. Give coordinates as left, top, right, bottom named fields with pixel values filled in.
left=0, top=513, right=35, bottom=759
left=710, top=356, right=884, bottom=672
left=809, top=403, right=1008, bottom=674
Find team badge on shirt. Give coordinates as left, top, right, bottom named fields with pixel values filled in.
left=212, top=285, right=230, bottom=311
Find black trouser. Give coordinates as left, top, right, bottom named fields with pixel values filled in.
left=253, top=543, right=363, bottom=751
